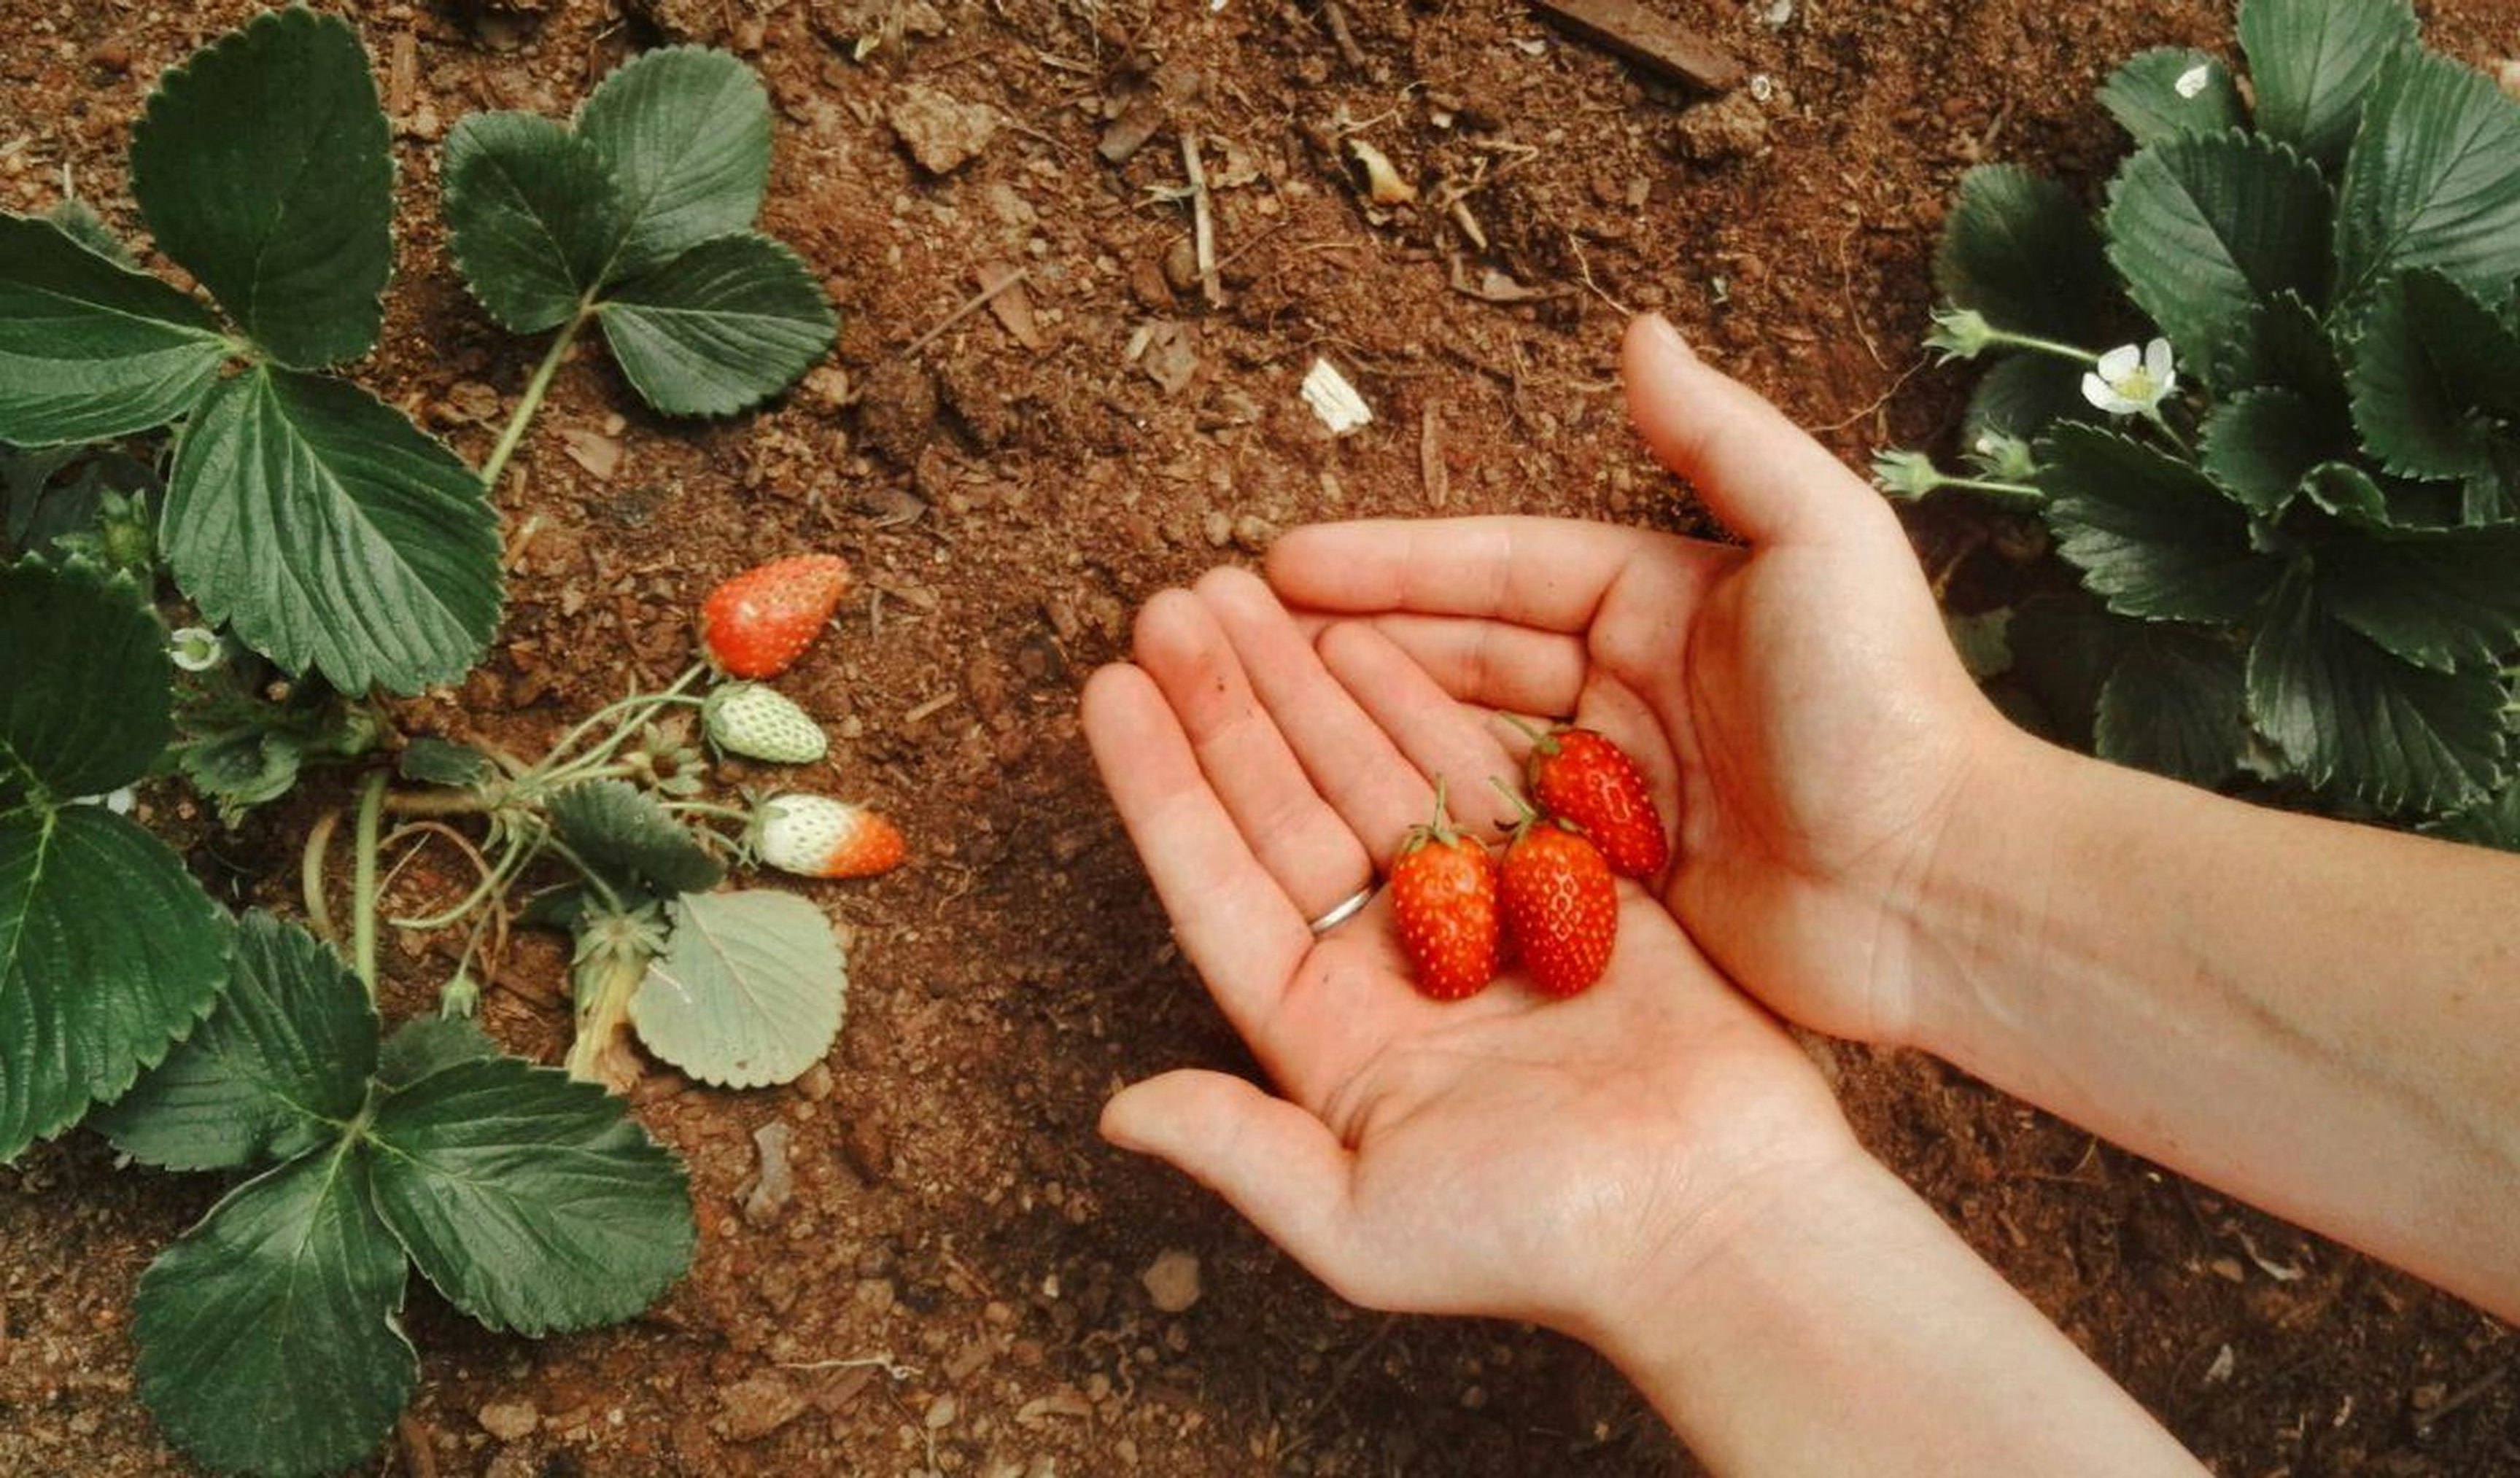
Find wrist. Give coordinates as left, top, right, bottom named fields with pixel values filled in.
left=1887, top=723, right=2093, bottom=1057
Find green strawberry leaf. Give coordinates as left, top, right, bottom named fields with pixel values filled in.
left=2246, top=563, right=2506, bottom=812
left=2309, top=516, right=2520, bottom=672
left=128, top=7, right=393, bottom=369
left=2333, top=50, right=2520, bottom=310
left=364, top=1054, right=694, bottom=1334
left=0, top=559, right=173, bottom=800
left=2429, top=779, right=2520, bottom=852
left=2346, top=267, right=2520, bottom=490
left=2199, top=387, right=2341, bottom=514
left=90, top=911, right=375, bottom=1172
left=0, top=214, right=232, bottom=446
left=546, top=778, right=727, bottom=895
left=376, top=1015, right=496, bottom=1089
left=2096, top=627, right=2249, bottom=787
left=0, top=805, right=231, bottom=1162
left=1999, top=592, right=2133, bottom=748
left=596, top=231, right=835, bottom=417
left=2098, top=49, right=2249, bottom=147
left=1961, top=353, right=2092, bottom=442
left=441, top=112, right=631, bottom=334
left=632, top=889, right=847, bottom=1089
left=2236, top=0, right=2418, bottom=168
left=575, top=46, right=772, bottom=279
left=132, top=1141, right=416, bottom=1478
left=164, top=367, right=503, bottom=697
left=42, top=198, right=136, bottom=267
left=1932, top=165, right=2114, bottom=343
left=2106, top=131, right=2333, bottom=365
left=2036, top=424, right=2279, bottom=623
left=2200, top=291, right=2346, bottom=411
left=2304, top=459, right=2467, bottom=529
left=398, top=736, right=497, bottom=789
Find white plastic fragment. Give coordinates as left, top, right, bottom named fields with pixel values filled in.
left=2174, top=62, right=2212, bottom=99
left=1301, top=358, right=1373, bottom=436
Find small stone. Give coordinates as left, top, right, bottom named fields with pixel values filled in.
left=715, top=1372, right=807, bottom=1442
left=90, top=41, right=131, bottom=73
left=740, top=1121, right=794, bottom=1228
left=477, top=1399, right=540, bottom=1442
left=1231, top=516, right=1276, bottom=554
left=796, top=1062, right=834, bottom=1102
left=1201, top=510, right=1232, bottom=548
left=1140, top=1249, right=1201, bottom=1313
left=843, top=1113, right=892, bottom=1183
left=890, top=85, right=1000, bottom=174
left=924, top=1394, right=959, bottom=1428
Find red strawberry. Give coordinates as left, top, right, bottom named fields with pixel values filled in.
left=1493, top=785, right=1618, bottom=997
left=699, top=555, right=850, bottom=678
left=1508, top=719, right=1668, bottom=880
left=756, top=794, right=907, bottom=879
left=1387, top=782, right=1503, bottom=1002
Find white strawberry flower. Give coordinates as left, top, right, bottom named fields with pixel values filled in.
left=2082, top=338, right=2178, bottom=417
left=168, top=626, right=223, bottom=673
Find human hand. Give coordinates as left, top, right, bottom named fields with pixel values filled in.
left=1267, top=314, right=2024, bottom=1046
left=1080, top=573, right=1865, bottom=1337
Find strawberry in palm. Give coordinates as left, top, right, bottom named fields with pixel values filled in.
left=1505, top=717, right=1668, bottom=880
left=1493, top=782, right=1618, bottom=997
left=1387, top=781, right=1503, bottom=1002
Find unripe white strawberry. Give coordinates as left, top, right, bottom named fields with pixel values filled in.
left=703, top=682, right=826, bottom=763
left=754, top=794, right=906, bottom=879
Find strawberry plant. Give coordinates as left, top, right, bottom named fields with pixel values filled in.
left=0, top=9, right=850, bottom=1474
left=1876, top=0, right=2520, bottom=841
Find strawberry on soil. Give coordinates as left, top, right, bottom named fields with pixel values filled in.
left=699, top=553, right=851, bottom=679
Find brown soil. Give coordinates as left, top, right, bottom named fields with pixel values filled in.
left=4, top=0, right=2516, bottom=1474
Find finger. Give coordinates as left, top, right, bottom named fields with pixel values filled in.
left=1621, top=313, right=1899, bottom=549
left=1101, top=1070, right=1371, bottom=1300
left=1268, top=516, right=1685, bottom=633
left=1315, top=622, right=1527, bottom=834
left=1081, top=664, right=1312, bottom=1035
left=1193, top=567, right=1432, bottom=865
left=1330, top=613, right=1589, bottom=716
left=1132, top=590, right=1376, bottom=919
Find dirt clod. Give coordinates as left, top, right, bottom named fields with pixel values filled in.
left=1141, top=1249, right=1202, bottom=1313
left=889, top=83, right=999, bottom=174
left=1673, top=91, right=1771, bottom=163
left=476, top=1399, right=540, bottom=1442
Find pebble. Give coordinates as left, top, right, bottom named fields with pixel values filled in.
left=476, top=1399, right=539, bottom=1442
left=715, top=1372, right=807, bottom=1442
left=1140, top=1249, right=1201, bottom=1313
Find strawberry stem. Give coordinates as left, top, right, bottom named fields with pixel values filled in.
left=478, top=303, right=591, bottom=493
left=1494, top=712, right=1558, bottom=754
left=1487, top=774, right=1540, bottom=834
left=350, top=770, right=388, bottom=997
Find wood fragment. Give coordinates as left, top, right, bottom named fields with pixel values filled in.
left=387, top=31, right=418, bottom=118
left=1180, top=132, right=1222, bottom=308
left=976, top=261, right=1044, bottom=349
left=1531, top=0, right=1745, bottom=91
left=1322, top=0, right=1370, bottom=69
left=897, top=268, right=1032, bottom=359
left=1419, top=404, right=1449, bottom=507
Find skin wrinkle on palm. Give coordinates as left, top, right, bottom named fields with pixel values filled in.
left=1085, top=315, right=2520, bottom=1477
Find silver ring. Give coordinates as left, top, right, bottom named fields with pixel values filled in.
left=1307, top=884, right=1377, bottom=936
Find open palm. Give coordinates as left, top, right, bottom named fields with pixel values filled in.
left=1265, top=316, right=2010, bottom=1046
left=1081, top=570, right=1861, bottom=1333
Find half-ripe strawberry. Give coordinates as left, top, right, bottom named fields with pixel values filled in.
left=1387, top=781, right=1502, bottom=1002
left=1509, top=719, right=1668, bottom=880
left=755, top=793, right=907, bottom=879
left=699, top=554, right=850, bottom=679
left=1494, top=784, right=1617, bottom=997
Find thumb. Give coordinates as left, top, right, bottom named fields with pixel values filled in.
left=1101, top=1070, right=1366, bottom=1292
left=1621, top=313, right=1894, bottom=549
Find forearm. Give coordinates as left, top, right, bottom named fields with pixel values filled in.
left=1586, top=1154, right=2202, bottom=1477
left=1909, top=734, right=2520, bottom=1318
